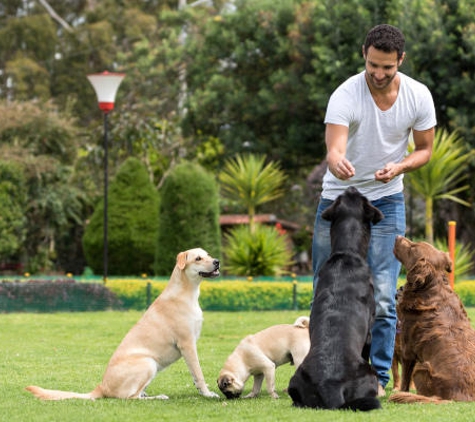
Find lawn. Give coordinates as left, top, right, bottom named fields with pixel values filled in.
left=2, top=309, right=475, bottom=422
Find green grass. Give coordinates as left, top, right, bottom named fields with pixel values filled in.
left=2, top=309, right=475, bottom=422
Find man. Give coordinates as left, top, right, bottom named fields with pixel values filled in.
left=312, top=24, right=436, bottom=395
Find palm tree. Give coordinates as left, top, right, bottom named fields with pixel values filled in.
left=219, top=154, right=287, bottom=230
left=219, top=154, right=292, bottom=276
left=407, top=129, right=474, bottom=243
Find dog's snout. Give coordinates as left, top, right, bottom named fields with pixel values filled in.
left=213, top=259, right=220, bottom=269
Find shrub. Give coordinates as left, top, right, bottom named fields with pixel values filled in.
left=223, top=224, right=294, bottom=276
left=0, top=280, right=122, bottom=312
left=106, top=279, right=313, bottom=311
left=155, top=161, right=221, bottom=275
left=434, top=238, right=474, bottom=280
left=454, top=281, right=475, bottom=307
left=106, top=279, right=167, bottom=309
left=0, top=161, right=27, bottom=259
left=82, top=157, right=160, bottom=275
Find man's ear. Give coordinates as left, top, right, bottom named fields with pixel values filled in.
left=398, top=51, right=406, bottom=67
left=362, top=45, right=366, bottom=59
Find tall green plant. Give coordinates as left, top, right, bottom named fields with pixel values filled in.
left=434, top=238, right=474, bottom=281
left=219, top=154, right=286, bottom=230
left=82, top=157, right=159, bottom=276
left=155, top=161, right=221, bottom=275
left=223, top=224, right=293, bottom=277
left=219, top=154, right=292, bottom=276
left=406, top=129, right=474, bottom=243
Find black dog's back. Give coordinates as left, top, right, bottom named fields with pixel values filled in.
left=288, top=187, right=382, bottom=411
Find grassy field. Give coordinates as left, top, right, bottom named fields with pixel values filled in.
left=2, top=309, right=475, bottom=422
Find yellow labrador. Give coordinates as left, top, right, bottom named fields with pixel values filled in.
left=217, top=316, right=310, bottom=399
left=26, top=248, right=220, bottom=400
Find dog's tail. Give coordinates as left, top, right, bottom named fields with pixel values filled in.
left=388, top=391, right=450, bottom=404
left=293, top=316, right=310, bottom=328
left=26, top=385, right=102, bottom=401
left=340, top=397, right=381, bottom=411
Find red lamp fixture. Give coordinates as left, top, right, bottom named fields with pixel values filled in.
left=87, top=71, right=125, bottom=113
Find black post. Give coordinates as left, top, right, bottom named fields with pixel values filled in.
left=103, top=112, right=109, bottom=284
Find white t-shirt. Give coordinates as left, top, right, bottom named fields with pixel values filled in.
left=322, top=71, right=437, bottom=201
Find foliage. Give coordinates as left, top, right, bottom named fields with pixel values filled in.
left=199, top=280, right=312, bottom=311
left=406, top=129, right=474, bottom=243
left=455, top=282, right=475, bottom=307
left=0, top=161, right=27, bottom=259
left=434, top=238, right=474, bottom=281
left=0, top=279, right=122, bottom=312
left=223, top=224, right=293, bottom=276
left=3, top=2, right=475, bottom=275
left=106, top=279, right=167, bottom=310
left=106, top=278, right=313, bottom=311
left=82, top=157, right=160, bottom=276
left=0, top=100, right=88, bottom=273
left=155, top=161, right=221, bottom=275
left=219, top=154, right=287, bottom=228
left=184, top=0, right=326, bottom=169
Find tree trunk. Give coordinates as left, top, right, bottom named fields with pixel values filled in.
left=425, top=196, right=434, bottom=244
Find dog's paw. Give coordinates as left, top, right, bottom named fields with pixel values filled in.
left=202, top=390, right=220, bottom=398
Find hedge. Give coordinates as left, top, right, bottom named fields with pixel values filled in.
left=106, top=279, right=475, bottom=311
left=0, top=280, right=122, bottom=312
left=454, top=281, right=475, bottom=307
left=106, top=279, right=314, bottom=311
left=2, top=278, right=475, bottom=313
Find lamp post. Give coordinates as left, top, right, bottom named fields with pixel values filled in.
left=87, top=71, right=125, bottom=283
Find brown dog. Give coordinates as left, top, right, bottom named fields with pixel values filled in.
left=217, top=316, right=310, bottom=399
left=389, top=236, right=475, bottom=403
left=26, top=248, right=220, bottom=400
left=391, top=286, right=415, bottom=391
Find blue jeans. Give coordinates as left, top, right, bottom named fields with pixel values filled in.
left=311, top=192, right=406, bottom=387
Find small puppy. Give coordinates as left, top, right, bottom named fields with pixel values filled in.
left=217, top=316, right=310, bottom=399
left=26, top=248, right=220, bottom=400
left=390, top=236, right=475, bottom=404
left=288, top=187, right=382, bottom=411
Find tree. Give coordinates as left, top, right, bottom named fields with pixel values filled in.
left=219, top=153, right=293, bottom=276
left=82, top=157, right=160, bottom=276
left=406, top=129, right=474, bottom=243
left=219, top=154, right=286, bottom=230
left=0, top=161, right=27, bottom=260
left=155, top=161, right=221, bottom=275
left=0, top=100, right=86, bottom=273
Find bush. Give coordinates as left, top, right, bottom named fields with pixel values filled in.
left=223, top=224, right=294, bottom=276
left=454, top=281, right=475, bottom=307
left=0, top=161, right=27, bottom=259
left=155, top=161, right=221, bottom=275
left=106, top=279, right=167, bottom=309
left=106, top=279, right=313, bottom=311
left=0, top=279, right=122, bottom=312
left=82, top=157, right=160, bottom=275
left=434, top=238, right=474, bottom=280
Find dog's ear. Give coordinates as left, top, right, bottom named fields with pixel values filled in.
left=218, top=375, right=234, bottom=389
left=429, top=250, right=453, bottom=273
left=176, top=251, right=188, bottom=270
left=407, top=259, right=433, bottom=287
left=443, top=252, right=453, bottom=273
left=321, top=198, right=340, bottom=221
left=364, top=201, right=384, bottom=225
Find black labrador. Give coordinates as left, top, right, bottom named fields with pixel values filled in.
left=288, top=186, right=383, bottom=411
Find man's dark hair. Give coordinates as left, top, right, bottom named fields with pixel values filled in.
left=363, top=24, right=405, bottom=60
